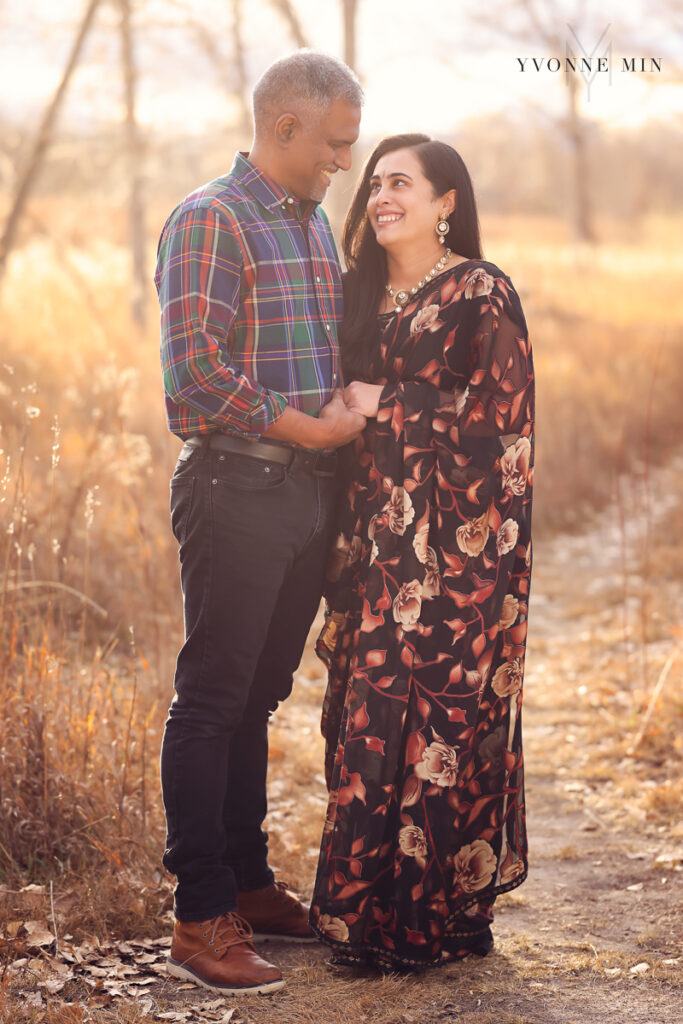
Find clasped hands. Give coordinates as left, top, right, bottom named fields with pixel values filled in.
left=340, top=381, right=384, bottom=418
left=340, top=382, right=457, bottom=417
left=315, top=383, right=382, bottom=448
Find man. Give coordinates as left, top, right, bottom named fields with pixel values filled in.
left=155, top=52, right=364, bottom=995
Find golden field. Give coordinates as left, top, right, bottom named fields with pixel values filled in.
left=0, top=212, right=681, bottom=1023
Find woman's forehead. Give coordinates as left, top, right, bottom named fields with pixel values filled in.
left=372, top=148, right=423, bottom=178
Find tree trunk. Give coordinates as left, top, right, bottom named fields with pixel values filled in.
left=341, top=0, right=359, bottom=70
left=231, top=0, right=252, bottom=136
left=268, top=0, right=309, bottom=47
left=565, top=70, right=596, bottom=244
left=120, top=0, right=147, bottom=327
left=0, top=0, right=102, bottom=283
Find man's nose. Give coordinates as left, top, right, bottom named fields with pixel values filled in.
left=334, top=147, right=353, bottom=172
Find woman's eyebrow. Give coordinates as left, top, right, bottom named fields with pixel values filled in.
left=370, top=171, right=414, bottom=182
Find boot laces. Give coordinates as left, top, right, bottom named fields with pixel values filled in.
left=273, top=880, right=297, bottom=904
left=207, top=912, right=254, bottom=956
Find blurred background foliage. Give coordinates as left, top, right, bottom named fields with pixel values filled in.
left=0, top=0, right=681, bottom=927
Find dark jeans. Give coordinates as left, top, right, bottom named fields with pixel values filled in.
left=161, top=442, right=338, bottom=922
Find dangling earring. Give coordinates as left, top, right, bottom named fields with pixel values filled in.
left=436, top=214, right=449, bottom=245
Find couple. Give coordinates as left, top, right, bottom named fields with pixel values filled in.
left=155, top=50, right=534, bottom=995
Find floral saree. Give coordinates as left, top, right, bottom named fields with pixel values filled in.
left=310, top=261, right=535, bottom=970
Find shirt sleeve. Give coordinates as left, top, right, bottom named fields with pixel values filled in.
left=156, top=204, right=287, bottom=436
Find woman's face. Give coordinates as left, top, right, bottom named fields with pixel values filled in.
left=366, top=147, right=454, bottom=253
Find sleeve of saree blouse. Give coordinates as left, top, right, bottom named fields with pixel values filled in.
left=376, top=271, right=534, bottom=446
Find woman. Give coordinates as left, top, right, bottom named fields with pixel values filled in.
left=309, top=134, right=535, bottom=971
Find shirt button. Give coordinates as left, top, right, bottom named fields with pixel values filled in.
left=316, top=275, right=321, bottom=283
left=286, top=197, right=294, bottom=205
left=326, top=323, right=331, bottom=331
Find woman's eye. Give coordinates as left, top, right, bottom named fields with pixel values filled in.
left=369, top=182, right=380, bottom=192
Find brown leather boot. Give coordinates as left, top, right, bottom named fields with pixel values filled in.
left=167, top=912, right=284, bottom=994
left=237, top=881, right=316, bottom=942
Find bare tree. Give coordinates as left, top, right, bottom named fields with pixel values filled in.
left=0, top=0, right=103, bottom=283
left=341, top=0, right=359, bottom=70
left=119, top=0, right=147, bottom=327
left=472, top=0, right=602, bottom=243
left=232, top=0, right=252, bottom=134
left=267, top=0, right=308, bottom=48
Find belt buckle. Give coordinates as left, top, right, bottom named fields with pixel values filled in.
left=313, top=452, right=338, bottom=477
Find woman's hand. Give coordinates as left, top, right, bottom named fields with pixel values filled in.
left=343, top=382, right=384, bottom=418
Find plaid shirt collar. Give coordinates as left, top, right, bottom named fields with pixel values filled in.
left=230, top=152, right=318, bottom=218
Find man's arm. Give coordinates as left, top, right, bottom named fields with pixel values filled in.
left=157, top=205, right=287, bottom=437
left=263, top=391, right=366, bottom=449
left=157, top=204, right=365, bottom=448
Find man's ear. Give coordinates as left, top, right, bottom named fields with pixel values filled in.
left=274, top=112, right=299, bottom=147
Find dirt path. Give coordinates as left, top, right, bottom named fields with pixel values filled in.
left=139, top=515, right=683, bottom=1023
left=3, top=472, right=682, bottom=1023
left=181, top=489, right=683, bottom=1024
left=242, top=522, right=681, bottom=1024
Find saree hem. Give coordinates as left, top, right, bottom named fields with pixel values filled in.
left=312, top=865, right=527, bottom=973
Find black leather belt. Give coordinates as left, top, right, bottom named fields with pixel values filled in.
left=183, top=434, right=338, bottom=476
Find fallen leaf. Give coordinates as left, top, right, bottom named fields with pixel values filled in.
left=39, top=977, right=71, bottom=994
left=626, top=883, right=644, bottom=892
left=604, top=967, right=622, bottom=976
left=630, top=962, right=650, bottom=975
left=23, top=920, right=55, bottom=948
left=654, top=849, right=683, bottom=868
left=137, top=952, right=163, bottom=965
left=41, top=956, right=74, bottom=976
left=102, top=984, right=125, bottom=997
left=82, top=965, right=110, bottom=978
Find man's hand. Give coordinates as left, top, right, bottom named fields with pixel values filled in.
left=317, top=389, right=366, bottom=447
left=343, top=381, right=384, bottom=418
left=263, top=391, right=365, bottom=449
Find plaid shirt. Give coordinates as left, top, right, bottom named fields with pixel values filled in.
left=155, top=152, right=343, bottom=439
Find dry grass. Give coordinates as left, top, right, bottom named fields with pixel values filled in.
left=0, top=212, right=682, bottom=1022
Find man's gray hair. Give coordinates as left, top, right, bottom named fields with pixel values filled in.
left=253, top=50, right=363, bottom=127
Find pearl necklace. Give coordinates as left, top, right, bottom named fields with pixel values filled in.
left=385, top=248, right=452, bottom=310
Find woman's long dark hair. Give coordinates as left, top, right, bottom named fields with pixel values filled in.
left=341, top=133, right=482, bottom=380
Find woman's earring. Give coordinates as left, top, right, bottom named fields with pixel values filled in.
left=436, top=215, right=450, bottom=244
